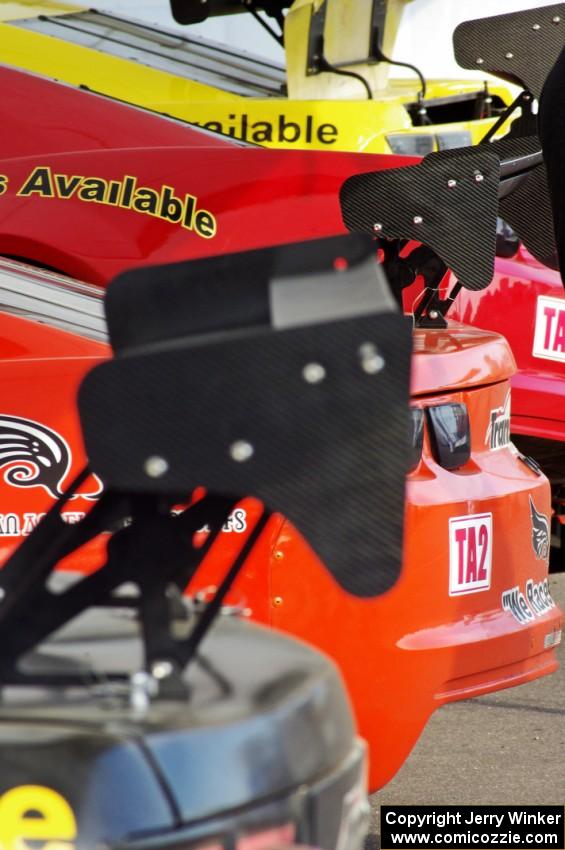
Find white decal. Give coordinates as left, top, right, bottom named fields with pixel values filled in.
left=502, top=577, right=556, bottom=625
left=449, top=513, right=492, bottom=595
left=544, top=629, right=562, bottom=649
left=486, top=391, right=511, bottom=450
left=532, top=294, right=565, bottom=363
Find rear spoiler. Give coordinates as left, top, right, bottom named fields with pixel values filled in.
left=169, top=0, right=290, bottom=26
left=340, top=4, right=564, bottom=320
left=0, top=234, right=411, bottom=692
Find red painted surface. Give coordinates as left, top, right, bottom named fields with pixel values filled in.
left=451, top=247, right=565, bottom=443
left=0, top=67, right=561, bottom=790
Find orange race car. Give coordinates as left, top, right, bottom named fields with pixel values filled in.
left=0, top=5, right=562, bottom=790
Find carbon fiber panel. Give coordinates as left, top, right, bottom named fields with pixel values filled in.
left=454, top=4, right=565, bottom=99
left=340, top=147, right=499, bottom=290
left=79, top=312, right=412, bottom=598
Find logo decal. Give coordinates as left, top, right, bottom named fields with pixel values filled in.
left=502, top=577, right=555, bottom=625
left=0, top=415, right=72, bottom=498
left=530, top=496, right=550, bottom=561
left=532, top=294, right=565, bottom=362
left=449, top=513, right=492, bottom=595
left=486, top=391, right=511, bottom=450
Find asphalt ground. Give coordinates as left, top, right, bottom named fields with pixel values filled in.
left=367, top=573, right=565, bottom=847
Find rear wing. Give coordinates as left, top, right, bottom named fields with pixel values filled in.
left=0, top=234, right=411, bottom=693
left=339, top=4, right=564, bottom=324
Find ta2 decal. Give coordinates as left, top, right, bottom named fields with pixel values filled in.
left=502, top=577, right=556, bottom=626
left=449, top=513, right=492, bottom=596
left=532, top=294, right=565, bottom=363
left=530, top=496, right=550, bottom=561
left=486, top=391, right=511, bottom=450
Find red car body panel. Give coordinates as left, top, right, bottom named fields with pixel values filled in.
left=0, top=66, right=562, bottom=790
left=451, top=249, right=565, bottom=444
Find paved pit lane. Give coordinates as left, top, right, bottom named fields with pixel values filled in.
left=368, top=573, right=565, bottom=846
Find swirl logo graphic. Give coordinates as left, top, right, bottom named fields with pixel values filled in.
left=0, top=415, right=72, bottom=498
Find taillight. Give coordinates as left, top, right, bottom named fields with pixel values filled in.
left=436, top=130, right=472, bottom=150
left=386, top=133, right=435, bottom=156
left=426, top=403, right=471, bottom=470
left=408, top=407, right=425, bottom=472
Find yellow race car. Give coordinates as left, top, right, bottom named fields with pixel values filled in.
left=1, top=0, right=515, bottom=155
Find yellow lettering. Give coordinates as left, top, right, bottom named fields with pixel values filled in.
left=0, top=175, right=8, bottom=196
left=0, top=785, right=76, bottom=850
left=17, top=167, right=54, bottom=198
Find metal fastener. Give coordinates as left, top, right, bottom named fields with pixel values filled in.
left=429, top=310, right=440, bottom=320
left=413, top=215, right=423, bottom=225
left=273, top=596, right=283, bottom=607
left=152, top=660, right=174, bottom=680
left=505, top=52, right=514, bottom=59
left=447, top=179, right=457, bottom=188
left=533, top=23, right=541, bottom=30
left=302, top=362, right=326, bottom=384
left=144, top=455, right=169, bottom=478
left=230, top=440, right=254, bottom=462
left=373, top=222, right=383, bottom=233
left=359, top=342, right=385, bottom=375
left=274, top=550, right=284, bottom=560
left=476, top=58, right=484, bottom=65
left=553, top=15, right=561, bottom=23
left=475, top=172, right=484, bottom=183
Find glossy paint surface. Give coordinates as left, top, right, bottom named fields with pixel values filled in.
left=0, top=69, right=561, bottom=792
left=451, top=248, right=565, bottom=443
left=0, top=301, right=559, bottom=792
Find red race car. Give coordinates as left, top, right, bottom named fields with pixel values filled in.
left=0, top=54, right=561, bottom=792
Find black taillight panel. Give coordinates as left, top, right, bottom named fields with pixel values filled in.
left=409, top=407, right=425, bottom=472
left=426, top=403, right=471, bottom=470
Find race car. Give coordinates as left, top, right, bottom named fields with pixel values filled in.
left=415, top=3, right=565, bottom=570
left=0, top=234, right=407, bottom=847
left=0, top=0, right=516, bottom=155
left=0, top=59, right=561, bottom=793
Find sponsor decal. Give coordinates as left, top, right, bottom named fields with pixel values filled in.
left=191, top=113, right=338, bottom=146
left=0, top=415, right=73, bottom=498
left=502, top=577, right=556, bottom=625
left=485, top=391, right=511, bottom=450
left=530, top=496, right=550, bottom=561
left=0, top=168, right=216, bottom=239
left=449, top=513, right=492, bottom=596
left=0, top=784, right=76, bottom=850
left=197, top=508, right=247, bottom=534
left=532, top=294, right=565, bottom=362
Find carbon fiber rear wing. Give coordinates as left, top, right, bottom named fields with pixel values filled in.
left=0, top=234, right=411, bottom=693
left=340, top=5, right=565, bottom=323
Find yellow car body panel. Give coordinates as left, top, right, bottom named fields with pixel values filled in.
left=0, top=0, right=514, bottom=154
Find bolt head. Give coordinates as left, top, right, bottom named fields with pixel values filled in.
left=359, top=342, right=385, bottom=375
left=476, top=57, right=484, bottom=65
left=152, top=660, right=174, bottom=680
left=144, top=456, right=169, bottom=478
left=273, top=596, right=283, bottom=607
left=230, top=440, right=254, bottom=463
left=413, top=215, right=423, bottom=225
left=533, top=23, right=541, bottom=30
left=373, top=222, right=383, bottom=233
left=553, top=15, right=561, bottom=23
left=274, top=550, right=284, bottom=560
left=302, top=362, right=326, bottom=384
left=429, top=309, right=440, bottom=320
left=475, top=172, right=485, bottom=183
left=447, top=179, right=457, bottom=188
left=505, top=52, right=514, bottom=59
